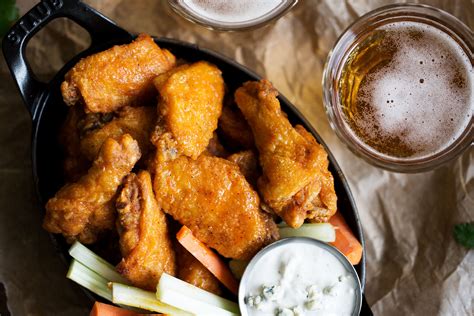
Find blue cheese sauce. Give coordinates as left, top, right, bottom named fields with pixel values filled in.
left=243, top=241, right=357, bottom=316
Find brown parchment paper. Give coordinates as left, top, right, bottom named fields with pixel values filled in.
left=0, top=0, right=472, bottom=315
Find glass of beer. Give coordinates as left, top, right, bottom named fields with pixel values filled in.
left=323, top=4, right=473, bottom=172
left=168, top=0, right=298, bottom=31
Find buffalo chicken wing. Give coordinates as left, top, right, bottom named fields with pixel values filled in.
left=235, top=80, right=337, bottom=228
left=152, top=154, right=279, bottom=260
left=43, top=134, right=141, bottom=243
left=115, top=171, right=176, bottom=290
left=80, top=106, right=156, bottom=161
left=151, top=61, right=224, bottom=160
left=61, top=34, right=176, bottom=113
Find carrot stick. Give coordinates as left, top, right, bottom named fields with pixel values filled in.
left=329, top=212, right=363, bottom=265
left=176, top=226, right=239, bottom=295
left=89, top=302, right=149, bottom=316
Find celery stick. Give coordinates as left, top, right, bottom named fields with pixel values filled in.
left=112, top=283, right=192, bottom=315
left=157, top=273, right=239, bottom=313
left=279, top=223, right=336, bottom=242
left=69, top=241, right=129, bottom=284
left=157, top=287, right=238, bottom=316
left=67, top=260, right=112, bottom=302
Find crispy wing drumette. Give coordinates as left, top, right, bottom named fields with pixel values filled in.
left=61, top=34, right=176, bottom=113
left=176, top=245, right=222, bottom=295
left=43, top=134, right=141, bottom=243
left=151, top=61, right=225, bottom=160
left=235, top=80, right=337, bottom=228
left=153, top=155, right=279, bottom=260
left=80, top=106, right=156, bottom=161
left=115, top=171, right=176, bottom=290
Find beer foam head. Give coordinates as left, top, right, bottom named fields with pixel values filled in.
left=356, top=21, right=473, bottom=158
left=182, top=0, right=284, bottom=23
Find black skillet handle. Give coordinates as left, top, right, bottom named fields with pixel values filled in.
left=1, top=0, right=132, bottom=119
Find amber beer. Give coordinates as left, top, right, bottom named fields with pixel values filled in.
left=337, top=21, right=473, bottom=159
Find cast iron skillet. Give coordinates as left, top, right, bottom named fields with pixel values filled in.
left=3, top=0, right=369, bottom=312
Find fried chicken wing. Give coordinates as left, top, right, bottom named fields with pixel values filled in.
left=235, top=80, right=337, bottom=228
left=152, top=154, right=279, bottom=260
left=115, top=171, right=176, bottom=290
left=176, top=245, right=222, bottom=295
left=43, top=134, right=141, bottom=243
left=151, top=61, right=224, bottom=160
left=80, top=106, right=156, bottom=161
left=61, top=34, right=176, bottom=113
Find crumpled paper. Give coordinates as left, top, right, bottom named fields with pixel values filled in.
left=0, top=0, right=472, bottom=315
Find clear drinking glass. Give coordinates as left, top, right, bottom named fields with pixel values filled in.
left=168, top=0, right=298, bottom=31
left=322, top=4, right=473, bottom=172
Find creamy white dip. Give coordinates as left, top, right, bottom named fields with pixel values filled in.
left=243, top=241, right=357, bottom=316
